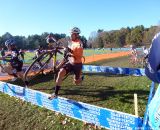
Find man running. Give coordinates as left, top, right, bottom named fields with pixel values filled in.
left=49, top=27, right=84, bottom=99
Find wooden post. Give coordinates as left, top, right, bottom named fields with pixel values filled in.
left=134, top=93, right=138, bottom=116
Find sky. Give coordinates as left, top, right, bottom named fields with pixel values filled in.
left=0, top=0, right=160, bottom=38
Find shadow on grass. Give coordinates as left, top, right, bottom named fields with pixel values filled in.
left=61, top=87, right=149, bottom=104
left=7, top=72, right=55, bottom=87
left=5, top=71, right=148, bottom=105
left=6, top=69, right=130, bottom=87
left=27, top=73, right=55, bottom=86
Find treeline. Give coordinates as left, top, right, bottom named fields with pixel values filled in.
left=0, top=32, right=88, bottom=50
left=88, top=25, right=160, bottom=48
left=0, top=25, right=160, bottom=49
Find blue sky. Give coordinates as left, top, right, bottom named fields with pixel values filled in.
left=0, top=0, right=160, bottom=38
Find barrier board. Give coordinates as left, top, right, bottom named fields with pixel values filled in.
left=0, top=81, right=143, bottom=130
left=82, top=65, right=145, bottom=76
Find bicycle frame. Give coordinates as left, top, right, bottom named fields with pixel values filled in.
left=23, top=42, right=64, bottom=86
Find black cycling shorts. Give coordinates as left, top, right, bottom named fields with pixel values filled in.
left=62, top=62, right=82, bottom=80
left=11, top=61, right=23, bottom=72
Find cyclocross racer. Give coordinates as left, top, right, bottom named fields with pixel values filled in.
left=0, top=39, right=23, bottom=81
left=49, top=27, right=84, bottom=99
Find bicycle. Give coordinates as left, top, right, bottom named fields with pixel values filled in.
left=23, top=40, right=63, bottom=85
left=23, top=40, right=85, bottom=87
left=129, top=49, right=146, bottom=68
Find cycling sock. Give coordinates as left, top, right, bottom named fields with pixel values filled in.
left=81, top=75, right=84, bottom=81
left=55, top=86, right=60, bottom=95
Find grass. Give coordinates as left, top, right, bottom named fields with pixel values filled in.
left=88, top=55, right=144, bottom=68
left=0, top=56, right=152, bottom=130
left=0, top=93, right=93, bottom=130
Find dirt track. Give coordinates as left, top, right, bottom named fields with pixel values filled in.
left=84, top=51, right=129, bottom=63
left=0, top=51, right=130, bottom=81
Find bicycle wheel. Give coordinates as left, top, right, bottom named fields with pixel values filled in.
left=52, top=57, right=66, bottom=81
left=24, top=51, right=53, bottom=86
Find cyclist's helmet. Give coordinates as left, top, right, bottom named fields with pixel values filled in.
left=38, top=45, right=43, bottom=49
left=5, top=39, right=15, bottom=47
left=71, top=27, right=81, bottom=34
left=49, top=33, right=54, bottom=37
left=46, top=33, right=56, bottom=43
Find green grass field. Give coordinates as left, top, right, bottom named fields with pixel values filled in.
left=0, top=56, right=152, bottom=130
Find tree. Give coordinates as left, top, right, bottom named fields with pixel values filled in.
left=103, top=32, right=111, bottom=45
left=2, top=32, right=13, bottom=40
left=1, top=32, right=13, bottom=47
left=80, top=36, right=88, bottom=48
left=125, top=33, right=131, bottom=45
left=88, top=31, right=98, bottom=48
left=96, top=36, right=104, bottom=48
left=97, top=29, right=103, bottom=33
left=0, top=25, right=159, bottom=49
left=130, top=26, right=144, bottom=46
left=14, top=36, right=24, bottom=49
left=114, top=32, right=123, bottom=47
left=0, top=36, right=3, bottom=47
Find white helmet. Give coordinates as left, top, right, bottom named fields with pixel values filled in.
left=5, top=39, right=15, bottom=47
left=71, top=27, right=81, bottom=34
left=130, top=45, right=133, bottom=48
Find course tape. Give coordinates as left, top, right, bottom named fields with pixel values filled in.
left=0, top=64, right=144, bottom=78
left=0, top=81, right=143, bottom=130
left=82, top=65, right=145, bottom=76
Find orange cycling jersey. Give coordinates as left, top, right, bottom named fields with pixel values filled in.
left=69, top=40, right=83, bottom=63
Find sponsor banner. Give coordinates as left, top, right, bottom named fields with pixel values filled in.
left=0, top=81, right=143, bottom=130
left=83, top=65, right=145, bottom=76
